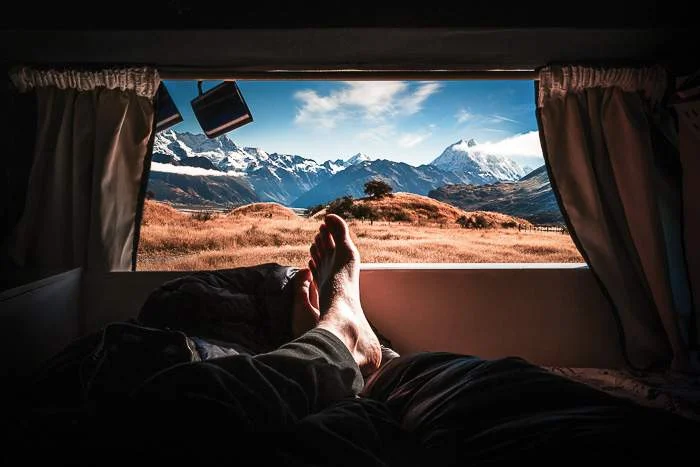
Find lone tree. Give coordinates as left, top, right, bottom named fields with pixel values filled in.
left=364, top=179, right=393, bottom=199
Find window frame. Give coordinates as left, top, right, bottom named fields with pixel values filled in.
left=135, top=72, right=586, bottom=271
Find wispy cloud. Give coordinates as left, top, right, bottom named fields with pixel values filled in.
left=294, top=81, right=441, bottom=128
left=488, top=114, right=520, bottom=124
left=474, top=131, right=542, bottom=158
left=455, top=108, right=473, bottom=123
left=358, top=124, right=432, bottom=149
left=398, top=82, right=441, bottom=115
left=292, top=89, right=344, bottom=128
left=358, top=124, right=395, bottom=141
left=398, top=130, right=432, bottom=148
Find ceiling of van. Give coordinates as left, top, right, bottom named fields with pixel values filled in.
left=0, top=2, right=692, bottom=73
left=0, top=1, right=684, bottom=29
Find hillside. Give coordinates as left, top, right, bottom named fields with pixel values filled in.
left=141, top=199, right=187, bottom=225
left=147, top=171, right=258, bottom=207
left=356, top=192, right=467, bottom=224
left=428, top=166, right=563, bottom=224
left=139, top=194, right=582, bottom=270
left=229, top=202, right=297, bottom=218
left=316, top=192, right=532, bottom=228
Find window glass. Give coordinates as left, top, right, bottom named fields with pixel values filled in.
left=137, top=80, right=583, bottom=270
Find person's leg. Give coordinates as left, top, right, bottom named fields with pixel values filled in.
left=108, top=215, right=383, bottom=458
left=308, top=214, right=382, bottom=377
left=14, top=216, right=388, bottom=464
left=363, top=352, right=698, bottom=464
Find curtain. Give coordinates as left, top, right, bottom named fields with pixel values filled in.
left=673, top=72, right=700, bottom=361
left=537, top=65, right=694, bottom=372
left=7, top=67, right=159, bottom=272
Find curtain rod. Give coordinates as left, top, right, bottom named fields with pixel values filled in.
left=158, top=69, right=539, bottom=81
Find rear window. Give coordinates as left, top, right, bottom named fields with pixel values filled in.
left=136, top=79, right=583, bottom=270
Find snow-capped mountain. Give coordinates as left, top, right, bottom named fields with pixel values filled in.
left=154, top=130, right=246, bottom=171
left=430, top=139, right=526, bottom=183
left=322, top=159, right=348, bottom=174
left=293, top=159, right=472, bottom=208
left=151, top=131, right=371, bottom=205
left=148, top=131, right=538, bottom=209
left=345, top=152, right=373, bottom=166
left=319, top=153, right=373, bottom=175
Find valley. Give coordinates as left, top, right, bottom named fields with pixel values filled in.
left=139, top=130, right=578, bottom=269
left=137, top=197, right=583, bottom=270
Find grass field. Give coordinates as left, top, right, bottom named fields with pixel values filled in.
left=137, top=197, right=584, bottom=271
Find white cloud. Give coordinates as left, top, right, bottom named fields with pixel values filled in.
left=455, top=108, right=473, bottom=123
left=150, top=162, right=244, bottom=177
left=488, top=114, right=520, bottom=124
left=341, top=81, right=407, bottom=117
left=397, top=82, right=442, bottom=115
left=294, top=81, right=441, bottom=128
left=473, top=131, right=543, bottom=158
left=398, top=130, right=432, bottom=148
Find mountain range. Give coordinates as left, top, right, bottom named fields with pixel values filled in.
left=152, top=130, right=350, bottom=205
left=293, top=159, right=474, bottom=207
left=150, top=131, right=534, bottom=209
left=428, top=165, right=562, bottom=224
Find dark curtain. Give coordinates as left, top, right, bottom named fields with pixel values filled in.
left=537, top=65, right=694, bottom=371
left=1, top=68, right=38, bottom=289
left=6, top=67, right=159, bottom=275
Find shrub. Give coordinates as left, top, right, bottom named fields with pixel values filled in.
left=388, top=211, right=411, bottom=222
left=191, top=211, right=216, bottom=222
left=456, top=214, right=489, bottom=229
left=351, top=203, right=378, bottom=222
left=326, top=196, right=355, bottom=218
left=473, top=214, right=488, bottom=229
left=364, top=179, right=393, bottom=199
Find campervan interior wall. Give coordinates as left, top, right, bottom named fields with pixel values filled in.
left=1, top=8, right=697, bottom=381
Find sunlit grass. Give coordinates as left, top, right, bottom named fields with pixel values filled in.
left=137, top=200, right=583, bottom=271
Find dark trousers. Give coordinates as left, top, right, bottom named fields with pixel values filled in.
left=18, top=329, right=699, bottom=466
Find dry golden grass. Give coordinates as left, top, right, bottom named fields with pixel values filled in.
left=137, top=199, right=584, bottom=270
left=355, top=193, right=534, bottom=228
left=313, top=193, right=533, bottom=229
left=229, top=202, right=297, bottom=218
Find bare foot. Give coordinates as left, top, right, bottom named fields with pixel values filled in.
left=309, top=214, right=381, bottom=376
left=291, top=268, right=320, bottom=338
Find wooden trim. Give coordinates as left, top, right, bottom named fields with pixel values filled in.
left=159, top=69, right=539, bottom=81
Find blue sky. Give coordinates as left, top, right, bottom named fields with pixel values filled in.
left=164, top=80, right=544, bottom=169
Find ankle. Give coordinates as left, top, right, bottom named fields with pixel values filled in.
left=318, top=316, right=359, bottom=355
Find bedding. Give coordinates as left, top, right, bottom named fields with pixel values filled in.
left=9, top=263, right=698, bottom=465
left=544, top=366, right=700, bottom=421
